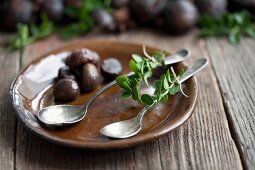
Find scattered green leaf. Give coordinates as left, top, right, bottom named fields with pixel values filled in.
left=198, top=10, right=255, bottom=45
left=7, top=14, right=55, bottom=50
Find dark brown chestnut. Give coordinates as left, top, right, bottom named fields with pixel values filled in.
left=194, top=0, right=226, bottom=18
left=58, top=67, right=76, bottom=80
left=101, top=58, right=122, bottom=81
left=53, top=78, right=80, bottom=102
left=81, top=63, right=101, bottom=92
left=40, top=0, right=64, bottom=22
left=66, top=48, right=101, bottom=70
left=111, top=7, right=136, bottom=32
left=1, top=0, right=33, bottom=30
left=90, top=8, right=115, bottom=30
left=163, top=0, right=199, bottom=34
left=111, top=0, right=130, bottom=9
left=130, top=0, right=166, bottom=24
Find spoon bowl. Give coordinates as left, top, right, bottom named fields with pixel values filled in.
left=38, top=105, right=86, bottom=126
left=100, top=118, right=142, bottom=138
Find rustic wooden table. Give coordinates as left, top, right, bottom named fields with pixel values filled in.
left=0, top=30, right=254, bottom=170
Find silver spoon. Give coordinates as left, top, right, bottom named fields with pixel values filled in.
left=100, top=58, right=208, bottom=138
left=38, top=49, right=190, bottom=126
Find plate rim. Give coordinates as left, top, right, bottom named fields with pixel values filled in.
left=10, top=40, right=198, bottom=149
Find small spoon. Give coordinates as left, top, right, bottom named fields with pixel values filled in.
left=38, top=49, right=190, bottom=126
left=100, top=58, right=208, bottom=139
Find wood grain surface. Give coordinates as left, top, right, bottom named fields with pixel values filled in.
left=206, top=38, right=255, bottom=169
left=0, top=34, right=20, bottom=170
left=0, top=30, right=254, bottom=170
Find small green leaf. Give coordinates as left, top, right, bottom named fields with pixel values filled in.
left=229, top=32, right=240, bottom=45
left=153, top=80, right=161, bottom=89
left=132, top=54, right=143, bottom=63
left=150, top=62, right=157, bottom=69
left=132, top=89, right=139, bottom=100
left=244, top=26, right=255, bottom=37
left=123, top=81, right=132, bottom=90
left=163, top=76, right=169, bottom=89
left=121, top=91, right=132, bottom=99
left=141, top=94, right=155, bottom=105
left=144, top=71, right=152, bottom=86
left=178, top=69, right=185, bottom=77
left=141, top=60, right=145, bottom=74
left=116, top=76, right=126, bottom=86
left=169, top=84, right=180, bottom=95
left=160, top=95, right=168, bottom=103
left=166, top=70, right=172, bottom=82
left=129, top=60, right=139, bottom=74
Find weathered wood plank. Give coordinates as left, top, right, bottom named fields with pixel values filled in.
left=0, top=34, right=20, bottom=170
left=206, top=38, right=255, bottom=169
left=15, top=30, right=242, bottom=170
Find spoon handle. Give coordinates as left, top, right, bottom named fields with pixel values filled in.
left=84, top=49, right=189, bottom=106
left=136, top=105, right=152, bottom=122
left=179, top=58, right=208, bottom=83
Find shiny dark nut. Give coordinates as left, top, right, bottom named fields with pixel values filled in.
left=111, top=0, right=130, bottom=9
left=82, top=63, right=101, bottom=92
left=101, top=58, right=122, bottom=81
left=130, top=0, right=166, bottom=24
left=163, top=1, right=198, bottom=34
left=111, top=7, right=136, bottom=32
left=53, top=78, right=80, bottom=102
left=66, top=48, right=101, bottom=70
left=40, top=0, right=64, bottom=22
left=58, top=67, right=76, bottom=80
left=194, top=0, right=226, bottom=18
left=90, top=8, right=115, bottom=30
left=1, top=0, right=33, bottom=30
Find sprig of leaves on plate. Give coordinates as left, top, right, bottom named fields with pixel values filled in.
left=198, top=10, right=255, bottom=45
left=116, top=46, right=187, bottom=107
left=7, top=14, right=55, bottom=51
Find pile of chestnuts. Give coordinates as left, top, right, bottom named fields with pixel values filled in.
left=53, top=48, right=122, bottom=102
left=0, top=0, right=233, bottom=34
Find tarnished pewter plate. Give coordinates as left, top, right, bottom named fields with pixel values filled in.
left=10, top=41, right=198, bottom=149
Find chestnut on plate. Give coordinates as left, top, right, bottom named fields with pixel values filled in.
left=58, top=67, right=76, bottom=80
left=101, top=58, right=122, bottom=81
left=82, top=63, right=102, bottom=92
left=66, top=48, right=101, bottom=70
left=53, top=78, right=80, bottom=102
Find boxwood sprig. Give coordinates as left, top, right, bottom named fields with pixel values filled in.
left=115, top=46, right=165, bottom=103
left=116, top=46, right=187, bottom=106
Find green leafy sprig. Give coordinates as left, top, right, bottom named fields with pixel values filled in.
left=116, top=46, right=165, bottom=103
left=198, top=10, right=255, bottom=45
left=60, top=0, right=111, bottom=39
left=141, top=67, right=185, bottom=106
left=116, top=46, right=187, bottom=107
left=7, top=14, right=55, bottom=50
